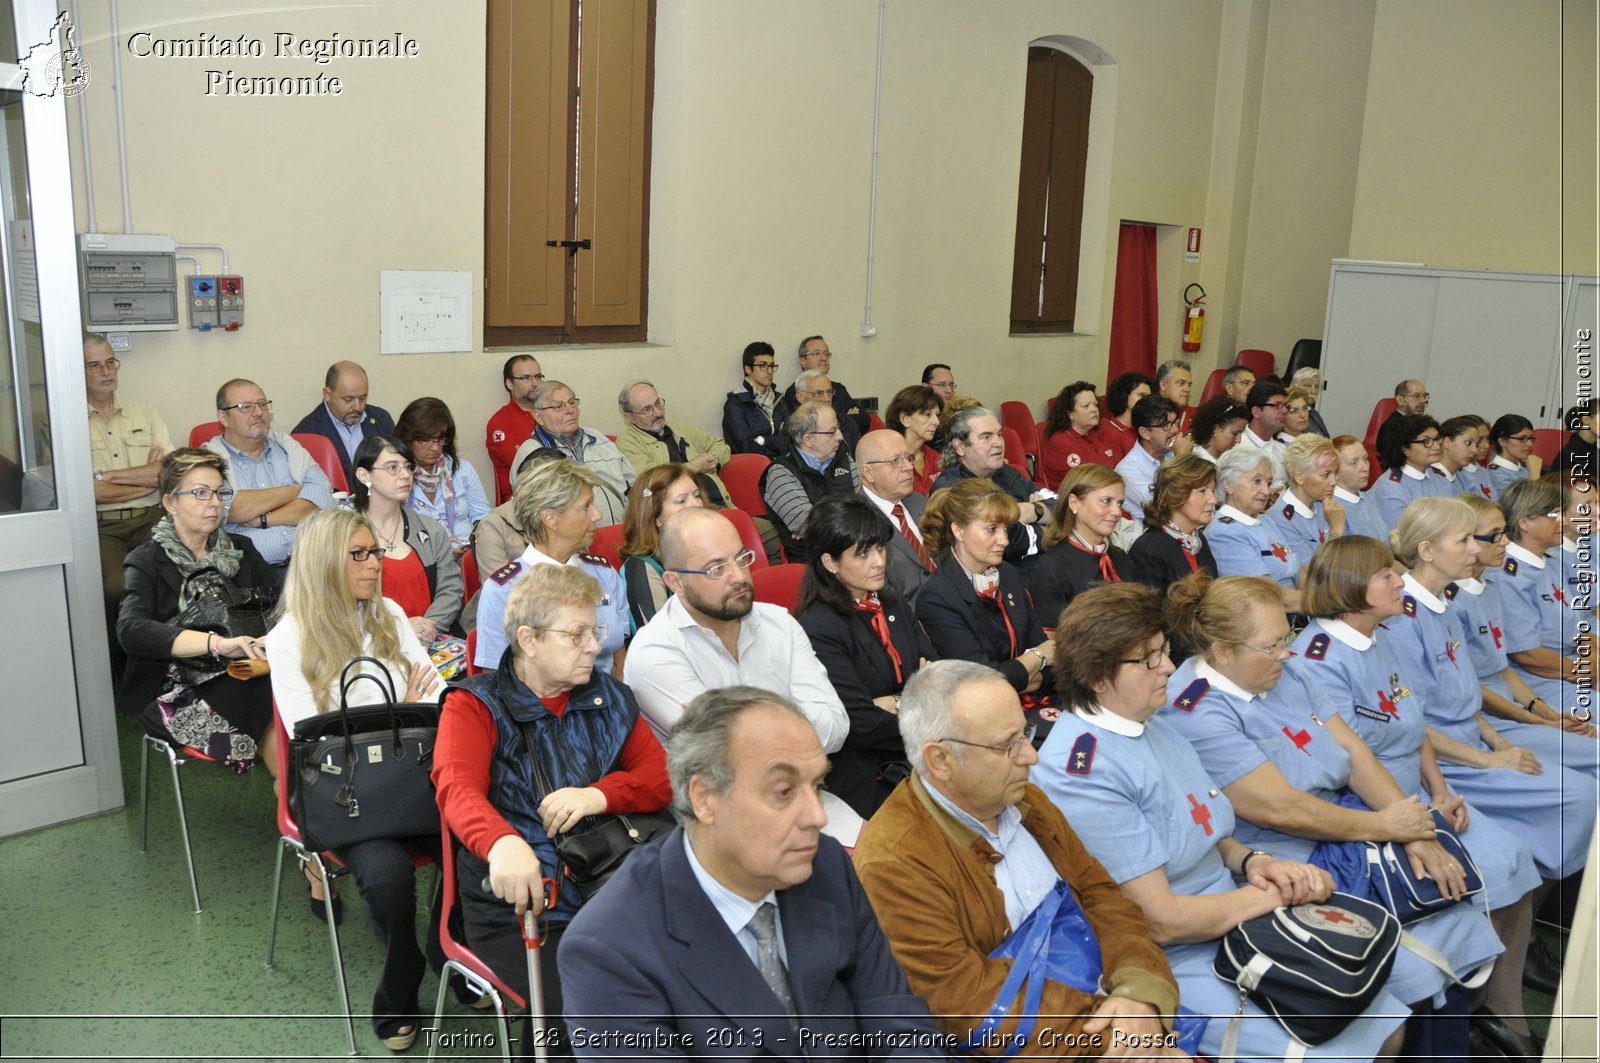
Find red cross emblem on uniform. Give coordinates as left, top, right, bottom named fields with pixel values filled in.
left=1270, top=542, right=1288, bottom=562
left=1481, top=485, right=1492, bottom=497
left=1445, top=641, right=1456, bottom=664
left=1554, top=584, right=1566, bottom=604
left=1490, top=622, right=1503, bottom=649
left=1283, top=726, right=1312, bottom=754
left=1067, top=453, right=1081, bottom=468
left=1314, top=908, right=1354, bottom=924
left=1377, top=689, right=1399, bottom=716
left=1187, top=792, right=1213, bottom=835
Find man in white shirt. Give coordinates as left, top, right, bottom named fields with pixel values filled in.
left=624, top=508, right=848, bottom=751
left=856, top=429, right=932, bottom=602
left=1240, top=380, right=1289, bottom=486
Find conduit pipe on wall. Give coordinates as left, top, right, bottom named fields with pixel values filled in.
left=68, top=0, right=94, bottom=232
left=108, top=0, right=131, bottom=232
left=859, top=0, right=885, bottom=340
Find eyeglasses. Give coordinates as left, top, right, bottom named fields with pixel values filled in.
left=805, top=426, right=843, bottom=437
left=373, top=461, right=414, bottom=476
left=170, top=486, right=235, bottom=502
left=348, top=545, right=388, bottom=562
left=1472, top=529, right=1507, bottom=544
left=1286, top=405, right=1310, bottom=415
left=1120, top=641, right=1172, bottom=669
left=863, top=454, right=915, bottom=468
left=1262, top=401, right=1288, bottom=410
left=1236, top=633, right=1293, bottom=658
left=1157, top=418, right=1180, bottom=430
left=1505, top=434, right=1535, bottom=444
left=1404, top=393, right=1431, bottom=401
left=219, top=400, right=272, bottom=413
left=806, top=389, right=836, bottom=400
left=1407, top=436, right=1442, bottom=448
left=536, top=624, right=607, bottom=648
left=409, top=435, right=446, bottom=447
left=750, top=361, right=779, bottom=371
left=537, top=399, right=581, bottom=413
left=85, top=357, right=121, bottom=372
left=630, top=399, right=667, bottom=416
left=510, top=372, right=545, bottom=384
left=671, top=548, right=756, bottom=580
left=940, top=723, right=1037, bottom=760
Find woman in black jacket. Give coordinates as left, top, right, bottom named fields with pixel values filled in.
left=794, top=496, right=933, bottom=817
left=116, top=448, right=279, bottom=773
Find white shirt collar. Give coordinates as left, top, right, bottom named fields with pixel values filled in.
left=1400, top=463, right=1427, bottom=481
left=1333, top=485, right=1362, bottom=504
left=1320, top=617, right=1373, bottom=651
left=1215, top=503, right=1259, bottom=527
left=1490, top=454, right=1519, bottom=471
left=1401, top=571, right=1447, bottom=613
left=1562, top=537, right=1580, bottom=555
left=1194, top=658, right=1257, bottom=702
left=682, top=831, right=775, bottom=939
left=1243, top=426, right=1272, bottom=450
left=1073, top=705, right=1145, bottom=736
left=1505, top=540, right=1547, bottom=570
left=1194, top=445, right=1217, bottom=464
left=1283, top=491, right=1314, bottom=519
left=1456, top=576, right=1485, bottom=596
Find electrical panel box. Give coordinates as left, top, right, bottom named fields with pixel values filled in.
left=187, top=275, right=218, bottom=330
left=79, top=233, right=179, bottom=331
left=218, top=275, right=244, bottom=330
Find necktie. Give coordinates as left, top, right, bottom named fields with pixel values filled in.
left=1068, top=533, right=1119, bottom=583
left=891, top=503, right=934, bottom=572
left=746, top=902, right=798, bottom=1029
left=854, top=595, right=904, bottom=683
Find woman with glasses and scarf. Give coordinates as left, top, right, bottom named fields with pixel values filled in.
left=395, top=396, right=491, bottom=556
left=350, top=434, right=463, bottom=641
left=116, top=447, right=278, bottom=774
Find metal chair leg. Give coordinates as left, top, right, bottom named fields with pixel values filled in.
left=316, top=859, right=357, bottom=1056
left=428, top=961, right=514, bottom=1063
left=162, top=740, right=202, bottom=914
left=138, top=733, right=152, bottom=852
left=265, top=839, right=288, bottom=968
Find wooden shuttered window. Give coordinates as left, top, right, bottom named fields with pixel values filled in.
left=485, top=0, right=653, bottom=345
left=1010, top=46, right=1091, bottom=334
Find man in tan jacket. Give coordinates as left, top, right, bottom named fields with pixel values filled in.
left=854, top=660, right=1187, bottom=1060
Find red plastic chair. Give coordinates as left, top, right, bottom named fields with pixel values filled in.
left=1366, top=445, right=1384, bottom=488
left=588, top=523, right=626, bottom=568
left=291, top=433, right=351, bottom=494
left=718, top=508, right=771, bottom=571
left=751, top=563, right=806, bottom=611
left=1002, top=426, right=1031, bottom=479
left=720, top=453, right=772, bottom=518
left=1235, top=349, right=1276, bottom=377
left=1033, top=422, right=1052, bottom=487
left=867, top=412, right=886, bottom=433
left=461, top=547, right=482, bottom=603
left=1000, top=401, right=1038, bottom=455
left=1532, top=428, right=1564, bottom=467
left=188, top=421, right=223, bottom=448
left=1199, top=369, right=1227, bottom=404
left=465, top=627, right=483, bottom=676
left=429, top=814, right=528, bottom=1063
left=1363, top=398, right=1397, bottom=451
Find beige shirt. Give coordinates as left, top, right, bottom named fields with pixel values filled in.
left=88, top=399, right=174, bottom=511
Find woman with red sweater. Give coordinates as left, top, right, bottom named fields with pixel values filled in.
left=434, top=563, right=670, bottom=1058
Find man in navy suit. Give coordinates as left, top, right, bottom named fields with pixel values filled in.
left=291, top=360, right=394, bottom=485
left=559, top=687, right=947, bottom=1060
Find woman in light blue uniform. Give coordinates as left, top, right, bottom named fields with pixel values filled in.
left=1283, top=535, right=1544, bottom=1049
left=1433, top=415, right=1495, bottom=502
left=1387, top=498, right=1592, bottom=883
left=1160, top=572, right=1503, bottom=1006
left=1208, top=446, right=1303, bottom=610
left=1486, top=414, right=1538, bottom=499
left=1262, top=434, right=1342, bottom=567
left=1332, top=435, right=1391, bottom=541
left=1549, top=469, right=1598, bottom=612
left=1037, top=584, right=1408, bottom=1063
left=1368, top=414, right=1451, bottom=530
left=1453, top=494, right=1600, bottom=776
left=1498, top=479, right=1594, bottom=716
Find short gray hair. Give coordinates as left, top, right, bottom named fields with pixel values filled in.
left=794, top=368, right=829, bottom=394
left=898, top=660, right=1008, bottom=775
left=530, top=380, right=574, bottom=408
left=1155, top=359, right=1192, bottom=384
left=1502, top=478, right=1564, bottom=544
left=617, top=379, right=655, bottom=412
left=503, top=564, right=602, bottom=648
left=512, top=457, right=600, bottom=544
left=667, top=686, right=809, bottom=824
left=940, top=405, right=995, bottom=470
left=1215, top=445, right=1274, bottom=497
left=1290, top=366, right=1320, bottom=388
left=787, top=399, right=832, bottom=445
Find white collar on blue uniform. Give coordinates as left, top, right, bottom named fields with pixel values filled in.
left=1333, top=485, right=1362, bottom=504
left=1561, top=537, right=1580, bottom=555
left=1194, top=658, right=1257, bottom=702
left=1321, top=617, right=1373, bottom=651
left=1215, top=503, right=1259, bottom=527
left=1400, top=572, right=1447, bottom=614
left=1505, top=540, right=1546, bottom=570
left=1400, top=463, right=1427, bottom=481
left=1489, top=454, right=1520, bottom=471
left=1073, top=705, right=1144, bottom=736
left=1194, top=444, right=1217, bottom=464
left=1456, top=576, right=1485, bottom=596
left=1283, top=490, right=1314, bottom=519
left=1428, top=462, right=1458, bottom=482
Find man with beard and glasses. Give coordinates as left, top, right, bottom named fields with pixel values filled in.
left=624, top=509, right=848, bottom=755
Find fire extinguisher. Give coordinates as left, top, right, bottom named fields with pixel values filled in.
left=1182, top=284, right=1206, bottom=353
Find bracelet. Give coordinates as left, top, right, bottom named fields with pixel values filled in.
left=1239, top=850, right=1270, bottom=878
left=207, top=633, right=218, bottom=655
left=1025, top=648, right=1048, bottom=667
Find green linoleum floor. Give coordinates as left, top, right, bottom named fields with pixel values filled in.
left=0, top=715, right=510, bottom=1062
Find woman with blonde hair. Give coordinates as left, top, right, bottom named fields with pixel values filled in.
left=1330, top=434, right=1390, bottom=541
left=1029, top=463, right=1146, bottom=626
left=1277, top=387, right=1313, bottom=444
left=618, top=462, right=709, bottom=630
left=916, top=479, right=1055, bottom=732
left=1262, top=433, right=1344, bottom=564
left=1128, top=454, right=1218, bottom=590
left=266, top=507, right=445, bottom=1052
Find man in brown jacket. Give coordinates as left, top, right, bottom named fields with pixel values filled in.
left=854, top=661, right=1187, bottom=1059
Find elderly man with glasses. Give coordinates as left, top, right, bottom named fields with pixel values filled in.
left=509, top=380, right=634, bottom=525
left=760, top=400, right=860, bottom=562
left=1375, top=378, right=1431, bottom=460
left=615, top=378, right=732, bottom=506
left=202, top=378, right=332, bottom=566
left=624, top=508, right=848, bottom=751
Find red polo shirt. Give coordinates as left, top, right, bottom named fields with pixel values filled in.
left=486, top=400, right=537, bottom=504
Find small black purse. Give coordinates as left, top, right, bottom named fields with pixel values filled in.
left=173, top=569, right=275, bottom=685
left=530, top=753, right=673, bottom=901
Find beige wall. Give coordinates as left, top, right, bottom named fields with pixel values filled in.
left=66, top=0, right=1596, bottom=481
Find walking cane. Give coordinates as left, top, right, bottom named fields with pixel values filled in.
left=519, top=877, right=558, bottom=1063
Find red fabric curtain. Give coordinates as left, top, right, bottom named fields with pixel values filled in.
left=1106, top=222, right=1159, bottom=386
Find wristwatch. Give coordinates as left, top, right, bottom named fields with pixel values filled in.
left=93, top=471, right=103, bottom=481
left=1239, top=850, right=1271, bottom=878
left=258, top=512, right=269, bottom=529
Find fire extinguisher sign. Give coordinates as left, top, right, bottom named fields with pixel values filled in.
left=1186, top=228, right=1202, bottom=262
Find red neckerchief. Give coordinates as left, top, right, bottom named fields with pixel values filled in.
left=1162, top=522, right=1202, bottom=572
left=853, top=595, right=904, bottom=684
left=1068, top=533, right=1119, bottom=583
left=972, top=569, right=1020, bottom=657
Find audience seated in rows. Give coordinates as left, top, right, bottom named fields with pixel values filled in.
left=760, top=399, right=859, bottom=561
left=350, top=434, right=463, bottom=641
left=618, top=462, right=711, bottom=631
left=855, top=428, right=934, bottom=604
left=931, top=406, right=1048, bottom=566
left=510, top=380, right=633, bottom=526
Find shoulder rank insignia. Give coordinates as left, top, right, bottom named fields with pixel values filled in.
left=1282, top=504, right=1296, bottom=521
left=1173, top=678, right=1210, bottom=711
left=1443, top=583, right=1459, bottom=600
left=1305, top=633, right=1330, bottom=661
left=1504, top=557, right=1519, bottom=576
left=1217, top=515, right=1236, bottom=524
left=1064, top=732, right=1096, bottom=775
left=577, top=551, right=611, bottom=568
left=488, top=560, right=523, bottom=585
left=1388, top=468, right=1403, bottom=483
left=1402, top=596, right=1417, bottom=617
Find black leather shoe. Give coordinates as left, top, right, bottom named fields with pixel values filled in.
left=1523, top=937, right=1563, bottom=995
left=1471, top=1007, right=1544, bottom=1063
left=308, top=891, right=344, bottom=924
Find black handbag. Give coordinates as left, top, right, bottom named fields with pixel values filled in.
left=529, top=752, right=674, bottom=900
left=173, top=569, right=275, bottom=685
left=1213, top=891, right=1399, bottom=1055
left=288, top=657, right=441, bottom=853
